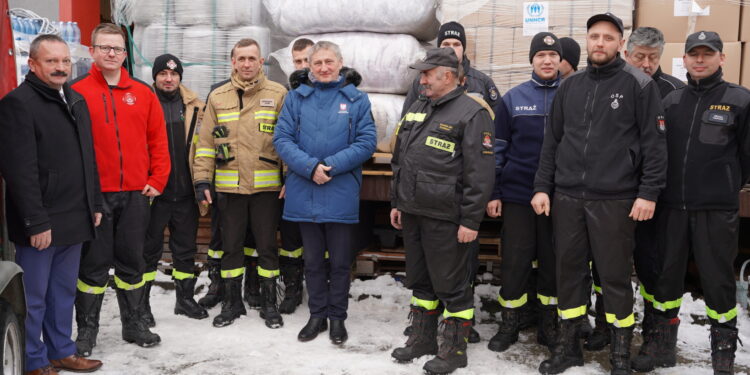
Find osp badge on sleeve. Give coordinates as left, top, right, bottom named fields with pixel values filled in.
left=482, top=131, right=493, bottom=155
left=656, top=115, right=666, bottom=134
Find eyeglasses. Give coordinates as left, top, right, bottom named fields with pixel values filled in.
left=94, top=45, right=126, bottom=55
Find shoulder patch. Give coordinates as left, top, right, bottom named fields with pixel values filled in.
left=656, top=115, right=666, bottom=134
left=489, top=86, right=499, bottom=101
left=482, top=132, right=493, bottom=149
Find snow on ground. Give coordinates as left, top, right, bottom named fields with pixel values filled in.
left=82, top=272, right=750, bottom=374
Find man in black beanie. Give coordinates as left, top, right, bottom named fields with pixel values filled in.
left=141, top=53, right=209, bottom=324
left=401, top=21, right=500, bottom=117
left=558, top=37, right=581, bottom=79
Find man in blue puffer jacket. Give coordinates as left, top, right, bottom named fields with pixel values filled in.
left=274, top=41, right=377, bottom=345
left=486, top=32, right=562, bottom=354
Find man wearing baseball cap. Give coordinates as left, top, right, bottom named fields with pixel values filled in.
left=632, top=31, right=750, bottom=374
left=140, top=53, right=209, bottom=325
left=390, top=47, right=495, bottom=374
left=533, top=13, right=667, bottom=374
left=486, top=32, right=562, bottom=354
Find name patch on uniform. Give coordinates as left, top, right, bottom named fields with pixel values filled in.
left=438, top=123, right=454, bottom=132
left=656, top=115, right=666, bottom=134
left=482, top=132, right=493, bottom=149
left=260, top=98, right=275, bottom=107
left=425, top=136, right=455, bottom=153
left=710, top=113, right=729, bottom=123
left=709, top=105, right=731, bottom=111
left=259, top=123, right=276, bottom=133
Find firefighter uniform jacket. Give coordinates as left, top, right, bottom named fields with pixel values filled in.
left=391, top=87, right=495, bottom=230
left=193, top=71, right=287, bottom=194
left=661, top=68, right=750, bottom=210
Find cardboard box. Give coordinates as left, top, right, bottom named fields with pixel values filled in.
left=741, top=1, right=750, bottom=42
left=635, top=0, right=740, bottom=43
left=659, top=41, right=742, bottom=84
left=742, top=42, right=750, bottom=88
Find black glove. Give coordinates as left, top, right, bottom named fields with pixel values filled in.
left=195, top=183, right=211, bottom=204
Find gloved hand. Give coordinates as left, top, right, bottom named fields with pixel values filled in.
left=195, top=183, right=211, bottom=204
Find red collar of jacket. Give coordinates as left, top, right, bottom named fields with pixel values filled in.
left=87, top=63, right=134, bottom=89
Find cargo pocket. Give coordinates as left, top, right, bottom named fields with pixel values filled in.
left=699, top=109, right=734, bottom=146
left=415, top=170, right=456, bottom=211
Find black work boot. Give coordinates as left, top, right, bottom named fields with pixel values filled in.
left=392, top=306, right=440, bottom=362
left=710, top=322, right=739, bottom=375
left=632, top=309, right=679, bottom=372
left=198, top=259, right=223, bottom=309
left=609, top=326, right=634, bottom=375
left=423, top=317, right=471, bottom=375
left=468, top=318, right=480, bottom=343
left=116, top=287, right=161, bottom=347
left=259, top=276, right=283, bottom=329
left=213, top=276, right=246, bottom=327
left=584, top=293, right=610, bottom=351
left=519, top=298, right=540, bottom=330
left=174, top=277, right=208, bottom=320
left=141, top=280, right=155, bottom=328
left=537, top=306, right=558, bottom=350
left=488, top=308, right=520, bottom=352
left=538, top=317, right=584, bottom=374
left=279, top=262, right=304, bottom=314
left=75, top=291, right=104, bottom=357
left=243, top=257, right=262, bottom=309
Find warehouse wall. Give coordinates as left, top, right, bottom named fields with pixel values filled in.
left=9, top=0, right=58, bottom=20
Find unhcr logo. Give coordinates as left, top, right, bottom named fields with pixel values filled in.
left=526, top=3, right=545, bottom=21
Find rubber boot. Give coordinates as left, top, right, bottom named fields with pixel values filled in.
left=75, top=291, right=104, bottom=357
left=259, top=276, right=283, bottom=329
left=538, top=317, right=584, bottom=374
left=488, top=308, right=520, bottom=352
left=174, top=277, right=208, bottom=319
left=198, top=258, right=223, bottom=309
left=710, top=322, right=738, bottom=375
left=537, top=306, right=558, bottom=350
left=584, top=293, right=610, bottom=351
left=632, top=307, right=679, bottom=371
left=392, top=306, right=440, bottom=362
left=423, top=317, right=471, bottom=375
left=212, top=276, right=246, bottom=327
left=279, top=262, right=304, bottom=314
left=116, top=287, right=161, bottom=347
left=468, top=318, right=481, bottom=344
left=609, top=326, right=633, bottom=375
left=520, top=299, right=540, bottom=330
left=141, top=281, right=155, bottom=328
left=243, top=258, right=261, bottom=309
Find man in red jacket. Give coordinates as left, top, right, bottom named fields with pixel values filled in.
left=71, top=23, right=170, bottom=356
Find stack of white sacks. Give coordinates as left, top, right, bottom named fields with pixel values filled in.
left=265, top=0, right=440, bottom=152
left=130, top=0, right=268, bottom=100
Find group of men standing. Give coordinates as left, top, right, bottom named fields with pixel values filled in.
left=0, top=10, right=748, bottom=375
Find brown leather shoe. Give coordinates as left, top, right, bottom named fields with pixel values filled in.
left=49, top=354, right=102, bottom=373
left=25, top=365, right=59, bottom=375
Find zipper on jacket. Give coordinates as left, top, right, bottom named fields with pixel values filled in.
left=681, top=95, right=702, bottom=209
left=101, top=94, right=109, bottom=123
left=167, top=101, right=178, bottom=194
left=348, top=116, right=353, bottom=144
left=581, top=83, right=598, bottom=195
left=109, top=88, right=125, bottom=190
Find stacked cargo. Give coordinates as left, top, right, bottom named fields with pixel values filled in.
left=635, top=0, right=743, bottom=85
left=265, top=0, right=439, bottom=151
left=437, top=0, right=634, bottom=94
left=742, top=1, right=750, bottom=88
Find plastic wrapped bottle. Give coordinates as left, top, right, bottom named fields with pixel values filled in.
left=72, top=22, right=81, bottom=44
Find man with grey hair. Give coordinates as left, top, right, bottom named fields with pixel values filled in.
left=624, top=27, right=685, bottom=98
left=390, top=47, right=494, bottom=374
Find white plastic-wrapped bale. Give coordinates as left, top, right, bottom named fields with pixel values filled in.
left=225, top=26, right=271, bottom=59
left=174, top=0, right=213, bottom=26
left=181, top=26, right=228, bottom=64
left=368, top=94, right=405, bottom=153
left=133, top=24, right=184, bottom=66
left=217, top=0, right=264, bottom=28
left=270, top=33, right=426, bottom=95
left=131, top=0, right=172, bottom=26
left=182, top=64, right=232, bottom=103
left=263, top=0, right=440, bottom=41
left=133, top=64, right=154, bottom=85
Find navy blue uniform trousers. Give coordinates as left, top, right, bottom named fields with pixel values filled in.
left=298, top=222, right=354, bottom=321
left=16, top=243, right=81, bottom=372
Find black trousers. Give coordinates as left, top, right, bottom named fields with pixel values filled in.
left=633, top=213, right=660, bottom=298
left=647, top=208, right=738, bottom=323
left=552, top=193, right=636, bottom=327
left=216, top=192, right=281, bottom=277
left=298, top=222, right=354, bottom=320
left=143, top=197, right=199, bottom=278
left=402, top=213, right=474, bottom=315
left=78, top=191, right=149, bottom=291
left=499, top=202, right=556, bottom=308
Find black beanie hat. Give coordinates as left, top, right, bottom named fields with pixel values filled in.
left=152, top=54, right=183, bottom=80
left=437, top=22, right=466, bottom=50
left=529, top=32, right=562, bottom=63
left=559, top=37, right=581, bottom=71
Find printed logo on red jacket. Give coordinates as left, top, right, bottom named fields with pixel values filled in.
left=123, top=92, right=137, bottom=106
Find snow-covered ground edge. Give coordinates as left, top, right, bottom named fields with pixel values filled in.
left=81, top=272, right=750, bottom=374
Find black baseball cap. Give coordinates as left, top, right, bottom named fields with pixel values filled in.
left=685, top=31, right=723, bottom=53
left=587, top=12, right=624, bottom=35
left=409, top=47, right=459, bottom=71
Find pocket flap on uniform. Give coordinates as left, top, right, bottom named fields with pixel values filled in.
left=702, top=109, right=734, bottom=126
